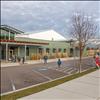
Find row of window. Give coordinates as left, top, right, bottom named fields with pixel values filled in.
left=26, top=48, right=67, bottom=56
left=86, top=47, right=99, bottom=50
left=6, top=47, right=67, bottom=57
left=1, top=35, right=15, bottom=40
left=38, top=48, right=67, bottom=54
left=1, top=29, right=15, bottom=40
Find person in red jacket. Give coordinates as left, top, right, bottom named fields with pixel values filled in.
left=95, top=54, right=100, bottom=69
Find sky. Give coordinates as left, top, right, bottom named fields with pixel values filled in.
left=1, top=1, right=100, bottom=37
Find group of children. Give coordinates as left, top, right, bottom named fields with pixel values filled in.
left=43, top=53, right=100, bottom=69
left=43, top=55, right=62, bottom=67
left=9, top=54, right=100, bottom=68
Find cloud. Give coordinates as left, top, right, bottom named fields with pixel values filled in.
left=1, top=1, right=100, bottom=35
left=95, top=18, right=100, bottom=22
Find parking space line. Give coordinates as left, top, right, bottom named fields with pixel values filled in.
left=6, top=72, right=16, bottom=91
left=10, top=79, right=16, bottom=91
left=64, top=67, right=74, bottom=73
left=48, top=66, right=74, bottom=74
left=47, top=67, right=67, bottom=74
left=67, top=69, right=77, bottom=74
left=32, top=70, right=52, bottom=80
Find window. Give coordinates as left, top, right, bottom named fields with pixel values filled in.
left=87, top=47, right=90, bottom=50
left=46, top=48, right=50, bottom=53
left=63, top=49, right=66, bottom=53
left=1, top=34, right=5, bottom=39
left=1, top=32, right=6, bottom=40
left=38, top=48, right=43, bottom=54
left=58, top=48, right=61, bottom=52
left=96, top=48, right=99, bottom=50
left=10, top=32, right=15, bottom=40
left=1, top=29, right=10, bottom=40
left=6, top=34, right=9, bottom=40
left=53, top=48, right=56, bottom=53
left=26, top=47, right=29, bottom=56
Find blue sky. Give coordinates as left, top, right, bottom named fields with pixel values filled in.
left=1, top=1, right=100, bottom=37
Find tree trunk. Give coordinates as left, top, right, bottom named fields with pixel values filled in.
left=79, top=42, right=82, bottom=73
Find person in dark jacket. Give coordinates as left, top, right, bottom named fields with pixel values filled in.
left=57, top=58, right=62, bottom=68
left=43, top=55, right=48, bottom=64
left=17, top=57, right=21, bottom=63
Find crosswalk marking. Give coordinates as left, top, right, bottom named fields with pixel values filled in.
left=48, top=65, right=76, bottom=74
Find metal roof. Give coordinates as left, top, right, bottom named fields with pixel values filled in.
left=16, top=30, right=67, bottom=41
left=0, top=25, right=24, bottom=34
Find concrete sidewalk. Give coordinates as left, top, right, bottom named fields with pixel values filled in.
left=18, top=70, right=100, bottom=100
left=1, top=57, right=75, bottom=67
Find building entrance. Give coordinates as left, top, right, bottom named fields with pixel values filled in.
left=70, top=48, right=74, bottom=57
left=9, top=49, right=14, bottom=58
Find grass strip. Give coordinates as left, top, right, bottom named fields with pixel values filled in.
left=1, top=68, right=97, bottom=100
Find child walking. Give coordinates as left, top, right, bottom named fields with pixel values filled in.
left=57, top=58, right=62, bottom=68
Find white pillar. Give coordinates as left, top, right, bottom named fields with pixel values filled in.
left=6, top=44, right=8, bottom=61
left=18, top=47, right=20, bottom=56
left=25, top=45, right=26, bottom=60
left=9, top=30, right=10, bottom=40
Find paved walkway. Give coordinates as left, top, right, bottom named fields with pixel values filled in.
left=1, top=57, right=76, bottom=67
left=18, top=70, right=100, bottom=100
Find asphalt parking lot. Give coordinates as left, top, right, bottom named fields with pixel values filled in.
left=1, top=57, right=95, bottom=94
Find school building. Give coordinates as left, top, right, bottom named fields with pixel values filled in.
left=0, top=25, right=100, bottom=61
left=0, top=25, right=70, bottom=61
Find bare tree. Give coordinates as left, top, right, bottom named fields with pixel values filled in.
left=70, top=13, right=97, bottom=73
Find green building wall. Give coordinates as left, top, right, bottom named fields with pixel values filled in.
left=15, top=37, right=70, bottom=60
